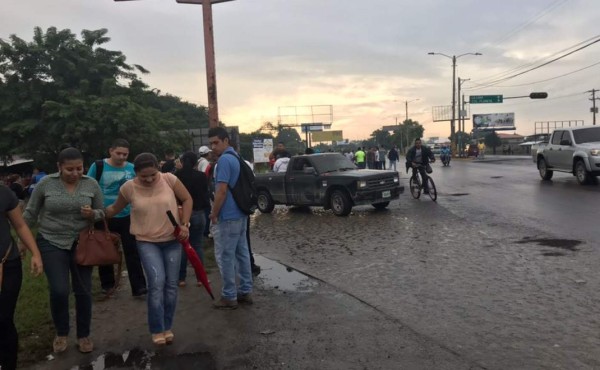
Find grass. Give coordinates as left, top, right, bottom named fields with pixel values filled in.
left=14, top=237, right=217, bottom=368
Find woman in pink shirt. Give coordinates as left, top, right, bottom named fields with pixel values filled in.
left=106, top=153, right=192, bottom=346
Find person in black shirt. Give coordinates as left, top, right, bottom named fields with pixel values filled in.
left=174, top=151, right=210, bottom=287
left=160, top=150, right=177, bottom=174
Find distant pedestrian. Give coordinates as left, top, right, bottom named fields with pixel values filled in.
left=387, top=146, right=399, bottom=171
left=27, top=167, right=47, bottom=196
left=197, top=146, right=211, bottom=173
left=208, top=127, right=253, bottom=310
left=354, top=147, right=366, bottom=169
left=160, top=150, right=177, bottom=173
left=366, top=147, right=376, bottom=169
left=273, top=152, right=291, bottom=173
left=378, top=146, right=387, bottom=170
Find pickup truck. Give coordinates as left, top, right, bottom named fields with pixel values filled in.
left=533, top=126, right=600, bottom=184
left=255, top=153, right=404, bottom=216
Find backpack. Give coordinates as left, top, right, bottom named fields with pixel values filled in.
left=222, top=152, right=257, bottom=215
left=94, top=160, right=104, bottom=182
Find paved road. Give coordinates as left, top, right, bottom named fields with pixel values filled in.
left=252, top=157, right=600, bottom=370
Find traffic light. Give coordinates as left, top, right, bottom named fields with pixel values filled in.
left=529, top=92, right=548, bottom=99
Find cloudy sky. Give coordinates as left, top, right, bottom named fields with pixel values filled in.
left=2, top=0, right=599, bottom=140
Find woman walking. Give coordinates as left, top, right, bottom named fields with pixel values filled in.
left=0, top=184, right=43, bottom=370
left=174, top=151, right=210, bottom=287
left=106, top=153, right=192, bottom=345
left=23, top=147, right=105, bottom=354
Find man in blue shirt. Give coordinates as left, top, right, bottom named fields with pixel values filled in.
left=88, top=139, right=147, bottom=297
left=208, top=127, right=253, bottom=309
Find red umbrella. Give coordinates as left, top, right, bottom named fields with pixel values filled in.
left=166, top=211, right=214, bottom=300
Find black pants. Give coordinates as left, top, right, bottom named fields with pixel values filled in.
left=413, top=166, right=430, bottom=191
left=99, top=216, right=147, bottom=295
left=0, top=258, right=22, bottom=370
left=246, top=216, right=255, bottom=267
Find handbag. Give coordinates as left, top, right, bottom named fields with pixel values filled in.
left=426, top=163, right=433, bottom=174
left=76, top=219, right=122, bottom=266
left=76, top=219, right=123, bottom=296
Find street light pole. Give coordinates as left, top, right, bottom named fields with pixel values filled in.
left=457, top=77, right=470, bottom=156
left=428, top=52, right=481, bottom=153
left=405, top=98, right=419, bottom=122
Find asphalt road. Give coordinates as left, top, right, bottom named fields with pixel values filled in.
left=251, top=156, right=600, bottom=370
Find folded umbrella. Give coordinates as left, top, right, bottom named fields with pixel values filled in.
left=167, top=210, right=214, bottom=300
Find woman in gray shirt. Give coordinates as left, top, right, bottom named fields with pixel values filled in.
left=23, top=148, right=104, bottom=354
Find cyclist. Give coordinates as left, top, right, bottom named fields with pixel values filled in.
left=440, top=144, right=451, bottom=166
left=405, top=138, right=436, bottom=193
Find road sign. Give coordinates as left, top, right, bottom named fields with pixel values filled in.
left=469, top=95, right=503, bottom=104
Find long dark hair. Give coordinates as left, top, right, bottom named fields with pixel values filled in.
left=133, top=153, right=159, bottom=173
left=179, top=151, right=197, bottom=174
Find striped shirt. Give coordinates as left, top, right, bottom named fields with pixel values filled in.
left=23, top=173, right=105, bottom=250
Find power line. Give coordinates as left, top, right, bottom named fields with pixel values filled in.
left=475, top=60, right=600, bottom=88
left=466, top=35, right=600, bottom=90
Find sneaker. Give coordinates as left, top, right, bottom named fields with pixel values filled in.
left=132, top=287, right=148, bottom=297
left=213, top=298, right=238, bottom=310
left=237, top=293, right=253, bottom=305
left=77, top=337, right=94, bottom=353
left=53, top=336, right=68, bottom=353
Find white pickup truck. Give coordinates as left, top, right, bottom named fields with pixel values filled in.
left=533, top=126, right=600, bottom=184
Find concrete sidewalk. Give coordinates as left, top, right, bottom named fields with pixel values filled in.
left=25, top=256, right=481, bottom=370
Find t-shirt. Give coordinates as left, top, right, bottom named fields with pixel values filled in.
left=120, top=172, right=179, bottom=243
left=273, top=157, right=290, bottom=173
left=88, top=159, right=135, bottom=218
left=215, top=147, right=245, bottom=221
left=355, top=150, right=366, bottom=163
left=175, top=169, right=210, bottom=211
left=415, top=149, right=423, bottom=164
left=0, top=185, right=19, bottom=261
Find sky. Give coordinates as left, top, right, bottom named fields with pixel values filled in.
left=2, top=0, right=599, bottom=140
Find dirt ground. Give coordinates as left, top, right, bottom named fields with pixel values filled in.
left=24, top=256, right=479, bottom=370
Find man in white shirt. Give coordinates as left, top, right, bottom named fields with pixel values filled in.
left=273, top=156, right=290, bottom=172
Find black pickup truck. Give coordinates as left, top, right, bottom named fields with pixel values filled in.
left=255, top=153, right=404, bottom=216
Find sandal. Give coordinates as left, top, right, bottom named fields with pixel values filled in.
left=164, top=330, right=174, bottom=344
left=152, top=333, right=166, bottom=346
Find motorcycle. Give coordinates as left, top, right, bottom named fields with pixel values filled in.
left=440, top=153, right=451, bottom=167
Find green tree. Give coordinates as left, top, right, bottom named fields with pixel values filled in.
left=0, top=27, right=192, bottom=168
left=276, top=128, right=303, bottom=155
left=455, top=130, right=471, bottom=156
left=388, top=119, right=425, bottom=153
left=484, top=131, right=502, bottom=154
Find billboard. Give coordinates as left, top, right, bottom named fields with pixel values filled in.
left=311, top=130, right=343, bottom=142
left=252, top=138, right=273, bottom=163
left=473, top=113, right=515, bottom=131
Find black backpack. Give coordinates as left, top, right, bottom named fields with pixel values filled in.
left=222, top=152, right=257, bottom=215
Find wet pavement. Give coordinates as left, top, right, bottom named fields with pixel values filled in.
left=251, top=158, right=600, bottom=369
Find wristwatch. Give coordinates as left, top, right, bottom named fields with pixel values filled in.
left=181, top=222, right=191, bottom=228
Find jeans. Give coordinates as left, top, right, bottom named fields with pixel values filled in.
left=38, top=235, right=93, bottom=338
left=137, top=240, right=181, bottom=334
left=99, top=216, right=147, bottom=295
left=179, top=210, right=206, bottom=282
left=0, top=258, right=22, bottom=370
left=389, top=160, right=397, bottom=172
left=211, top=217, right=252, bottom=301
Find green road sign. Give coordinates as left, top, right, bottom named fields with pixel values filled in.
left=469, top=95, right=503, bottom=104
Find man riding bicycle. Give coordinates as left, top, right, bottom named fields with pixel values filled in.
left=405, top=138, right=436, bottom=193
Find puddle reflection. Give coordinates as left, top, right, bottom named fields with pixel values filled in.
left=254, top=255, right=317, bottom=292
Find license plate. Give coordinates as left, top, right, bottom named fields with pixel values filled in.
left=382, top=190, right=391, bottom=198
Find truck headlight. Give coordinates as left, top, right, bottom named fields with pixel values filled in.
left=393, top=176, right=399, bottom=183
left=358, top=180, right=367, bottom=188
left=591, top=149, right=600, bottom=156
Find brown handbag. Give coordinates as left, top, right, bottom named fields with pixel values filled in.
left=76, top=219, right=123, bottom=296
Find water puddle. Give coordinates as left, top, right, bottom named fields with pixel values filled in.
left=72, top=348, right=215, bottom=369
left=516, top=237, right=582, bottom=251
left=253, top=255, right=317, bottom=292
left=448, top=193, right=469, bottom=196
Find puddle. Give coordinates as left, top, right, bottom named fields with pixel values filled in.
left=448, top=193, right=469, bottom=196
left=253, top=255, right=317, bottom=292
left=542, top=252, right=566, bottom=257
left=490, top=176, right=503, bottom=179
left=516, top=237, right=581, bottom=251
left=73, top=348, right=216, bottom=369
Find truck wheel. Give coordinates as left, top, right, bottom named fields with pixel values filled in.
left=257, top=190, right=275, bottom=213
left=538, top=158, right=553, bottom=180
left=372, top=202, right=390, bottom=210
left=575, top=160, right=592, bottom=185
left=330, top=190, right=352, bottom=216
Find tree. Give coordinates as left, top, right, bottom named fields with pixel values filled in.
left=455, top=131, right=471, bottom=156
left=484, top=131, right=502, bottom=154
left=0, top=27, right=194, bottom=168
left=276, top=128, right=303, bottom=155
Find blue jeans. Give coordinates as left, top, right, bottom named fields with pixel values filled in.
left=38, top=235, right=93, bottom=338
left=389, top=160, right=397, bottom=171
left=211, top=217, right=252, bottom=300
left=179, top=210, right=206, bottom=281
left=137, top=240, right=181, bottom=334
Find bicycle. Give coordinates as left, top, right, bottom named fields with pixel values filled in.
left=409, top=164, right=437, bottom=201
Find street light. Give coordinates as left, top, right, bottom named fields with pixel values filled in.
left=115, top=0, right=235, bottom=128
left=405, top=98, right=419, bottom=122
left=428, top=52, right=481, bottom=152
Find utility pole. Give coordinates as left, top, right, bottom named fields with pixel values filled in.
left=457, top=78, right=470, bottom=157
left=589, top=89, right=599, bottom=125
